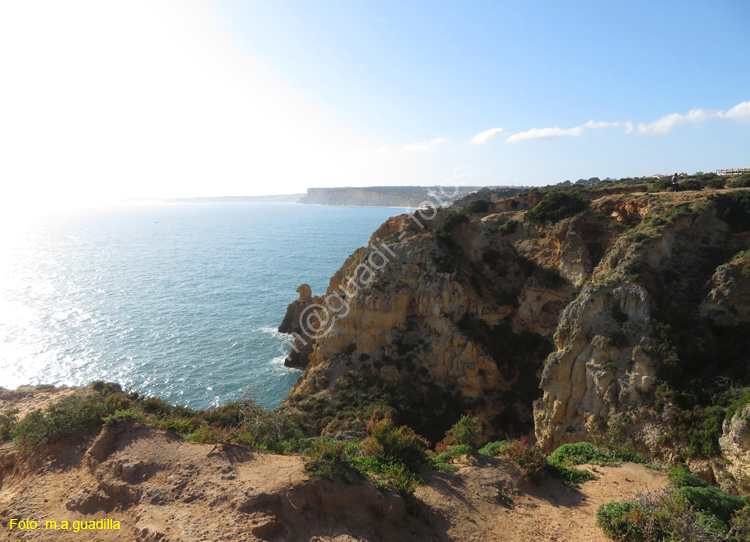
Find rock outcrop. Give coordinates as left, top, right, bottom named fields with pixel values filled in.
left=719, top=405, right=750, bottom=492
left=281, top=188, right=750, bottom=468
left=278, top=284, right=324, bottom=368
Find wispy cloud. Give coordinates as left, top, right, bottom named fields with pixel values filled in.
left=401, top=137, right=446, bottom=152
left=506, top=126, right=585, bottom=143
left=584, top=120, right=619, bottom=129
left=719, top=100, right=750, bottom=122
left=634, top=108, right=714, bottom=134
left=632, top=100, right=750, bottom=134
left=470, top=127, right=504, bottom=145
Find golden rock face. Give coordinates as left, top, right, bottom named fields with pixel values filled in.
left=281, top=190, right=750, bottom=473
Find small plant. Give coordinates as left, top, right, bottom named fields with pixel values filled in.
left=707, top=178, right=726, bottom=189
left=430, top=443, right=473, bottom=473
left=0, top=409, right=19, bottom=441
left=440, top=415, right=483, bottom=448
left=497, top=489, right=514, bottom=508
left=492, top=219, right=519, bottom=235
left=362, top=412, right=429, bottom=470
left=304, top=439, right=358, bottom=481
left=504, top=439, right=548, bottom=482
left=102, top=408, right=143, bottom=424
left=478, top=440, right=510, bottom=456
left=729, top=505, right=750, bottom=540
left=596, top=501, right=643, bottom=541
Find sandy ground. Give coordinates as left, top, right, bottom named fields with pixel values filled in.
left=418, top=456, right=667, bottom=542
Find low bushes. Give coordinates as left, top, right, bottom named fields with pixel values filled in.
left=492, top=219, right=519, bottom=235
left=504, top=440, right=548, bottom=482
left=12, top=394, right=119, bottom=449
left=437, top=415, right=482, bottom=450
left=361, top=413, right=430, bottom=471
left=525, top=191, right=590, bottom=223
left=465, top=199, right=491, bottom=213
left=713, top=191, right=750, bottom=233
left=679, top=179, right=703, bottom=191
left=478, top=440, right=510, bottom=457
left=729, top=174, right=750, bottom=188
left=597, top=465, right=750, bottom=541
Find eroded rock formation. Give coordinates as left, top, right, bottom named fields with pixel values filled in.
left=280, top=188, right=750, bottom=472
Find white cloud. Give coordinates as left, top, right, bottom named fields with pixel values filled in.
left=470, top=127, right=504, bottom=145
left=627, top=100, right=750, bottom=135
left=506, top=126, right=585, bottom=143
left=401, top=137, right=447, bottom=152
left=584, top=120, right=619, bottom=129
left=634, top=108, right=714, bottom=134
left=719, top=100, right=750, bottom=122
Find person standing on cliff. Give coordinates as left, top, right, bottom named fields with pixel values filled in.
left=672, top=173, right=680, bottom=193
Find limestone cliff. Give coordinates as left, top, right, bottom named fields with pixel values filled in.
left=280, top=187, right=750, bottom=473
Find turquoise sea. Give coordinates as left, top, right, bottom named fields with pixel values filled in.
left=0, top=203, right=401, bottom=409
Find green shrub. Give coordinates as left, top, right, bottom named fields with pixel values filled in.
left=596, top=501, right=644, bottom=541
left=547, top=462, right=597, bottom=485
left=430, top=443, right=473, bottom=473
left=649, top=178, right=673, bottom=192
left=729, top=174, right=750, bottom=188
left=102, top=408, right=143, bottom=424
left=707, top=178, right=726, bottom=189
left=240, top=408, right=300, bottom=450
left=12, top=395, right=113, bottom=449
left=465, top=199, right=490, bottom=213
left=0, top=409, right=18, bottom=441
left=304, top=439, right=358, bottom=480
left=362, top=414, right=429, bottom=470
left=712, top=191, right=750, bottom=233
left=729, top=505, right=750, bottom=541
left=438, top=212, right=470, bottom=233
left=478, top=440, right=510, bottom=456
left=186, top=423, right=232, bottom=444
left=549, top=442, right=604, bottom=466
left=441, top=415, right=482, bottom=447
left=546, top=442, right=602, bottom=485
left=668, top=465, right=710, bottom=489
left=680, top=179, right=702, bottom=191
left=525, top=191, right=590, bottom=223
left=676, top=486, right=748, bottom=523
left=504, top=440, right=548, bottom=482
left=492, top=219, right=519, bottom=235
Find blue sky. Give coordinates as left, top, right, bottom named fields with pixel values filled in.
left=0, top=0, right=748, bottom=207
